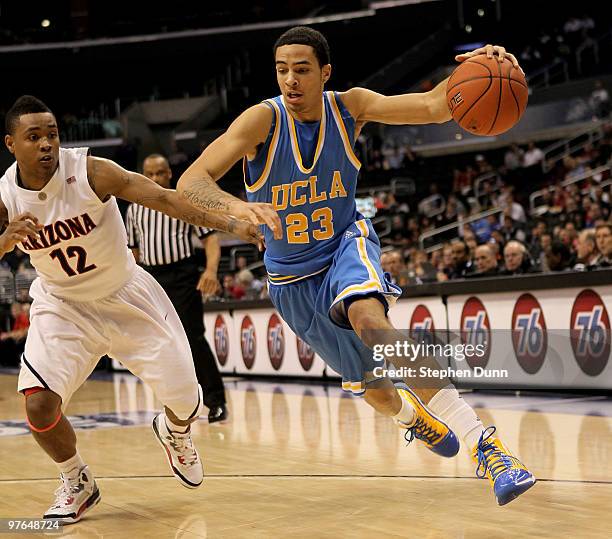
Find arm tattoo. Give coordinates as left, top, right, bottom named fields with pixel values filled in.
left=181, top=177, right=241, bottom=212
left=172, top=208, right=241, bottom=235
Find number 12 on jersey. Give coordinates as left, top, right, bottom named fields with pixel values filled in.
left=50, top=246, right=97, bottom=276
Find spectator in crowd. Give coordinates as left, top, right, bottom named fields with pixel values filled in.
left=474, top=154, right=493, bottom=175
left=540, top=232, right=553, bottom=253
left=449, top=240, right=472, bottom=279
left=595, top=223, right=612, bottom=266
left=452, top=165, right=476, bottom=196
left=500, top=214, right=524, bottom=243
left=546, top=241, right=575, bottom=271
left=585, top=202, right=604, bottom=228
left=529, top=220, right=547, bottom=255
left=564, top=221, right=578, bottom=246
left=504, top=144, right=524, bottom=171
left=562, top=15, right=593, bottom=49
left=573, top=229, right=599, bottom=270
left=472, top=214, right=499, bottom=242
left=222, top=274, right=245, bottom=300
left=465, top=235, right=478, bottom=259
left=442, top=195, right=460, bottom=223
left=538, top=232, right=553, bottom=270
left=477, top=181, right=498, bottom=210
left=490, top=229, right=505, bottom=251
left=468, top=244, right=499, bottom=278
left=558, top=227, right=573, bottom=248
left=382, top=145, right=404, bottom=170
left=235, top=255, right=249, bottom=272
left=589, top=80, right=609, bottom=119
left=523, top=142, right=544, bottom=184
left=235, top=269, right=263, bottom=300
left=439, top=244, right=454, bottom=279
left=523, top=142, right=544, bottom=168
left=411, top=250, right=438, bottom=283
left=501, top=241, right=538, bottom=275
left=381, top=250, right=408, bottom=286
left=563, top=197, right=585, bottom=229
left=552, top=184, right=567, bottom=209
left=488, top=238, right=501, bottom=259
left=502, top=192, right=527, bottom=223
left=591, top=185, right=610, bottom=209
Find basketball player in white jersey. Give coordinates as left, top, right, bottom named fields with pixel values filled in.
left=0, top=95, right=276, bottom=524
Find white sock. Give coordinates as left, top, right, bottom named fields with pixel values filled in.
left=164, top=413, right=190, bottom=434
left=427, top=385, right=484, bottom=452
left=57, top=452, right=85, bottom=479
left=393, top=391, right=416, bottom=427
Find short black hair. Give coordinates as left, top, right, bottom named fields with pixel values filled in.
left=273, top=26, right=330, bottom=67
left=143, top=153, right=169, bottom=164
left=5, top=95, right=53, bottom=135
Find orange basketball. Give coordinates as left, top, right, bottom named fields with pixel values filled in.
left=446, top=56, right=528, bottom=136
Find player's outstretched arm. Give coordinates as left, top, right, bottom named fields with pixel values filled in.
left=341, top=82, right=451, bottom=126
left=342, top=44, right=522, bottom=126
left=85, top=156, right=264, bottom=247
left=176, top=105, right=282, bottom=239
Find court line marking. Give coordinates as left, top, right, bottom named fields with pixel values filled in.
left=0, top=475, right=610, bottom=485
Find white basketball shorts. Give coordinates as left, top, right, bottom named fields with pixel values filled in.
left=18, top=265, right=203, bottom=420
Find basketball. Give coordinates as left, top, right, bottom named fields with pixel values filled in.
left=446, top=56, right=529, bottom=136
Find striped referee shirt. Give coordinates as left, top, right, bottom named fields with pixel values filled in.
left=125, top=204, right=213, bottom=266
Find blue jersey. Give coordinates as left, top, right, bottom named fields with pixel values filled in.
left=244, top=91, right=362, bottom=278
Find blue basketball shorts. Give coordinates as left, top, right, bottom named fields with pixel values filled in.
left=268, top=219, right=402, bottom=395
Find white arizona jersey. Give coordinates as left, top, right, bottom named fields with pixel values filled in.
left=0, top=147, right=136, bottom=301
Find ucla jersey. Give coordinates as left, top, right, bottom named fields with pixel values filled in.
left=245, top=91, right=362, bottom=278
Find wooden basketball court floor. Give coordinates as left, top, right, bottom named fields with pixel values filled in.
left=0, top=370, right=610, bottom=538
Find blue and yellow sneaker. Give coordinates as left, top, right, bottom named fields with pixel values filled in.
left=395, top=385, right=460, bottom=458
left=474, top=426, right=536, bottom=506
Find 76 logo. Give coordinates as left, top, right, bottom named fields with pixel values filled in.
left=574, top=306, right=607, bottom=357
left=463, top=311, right=489, bottom=349
left=241, top=326, right=256, bottom=357
left=268, top=326, right=284, bottom=357
left=514, top=308, right=544, bottom=357
left=412, top=317, right=434, bottom=346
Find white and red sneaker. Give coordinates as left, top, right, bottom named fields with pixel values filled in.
left=43, top=465, right=100, bottom=524
left=152, top=414, right=203, bottom=489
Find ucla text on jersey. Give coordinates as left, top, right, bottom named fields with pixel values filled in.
left=244, top=91, right=362, bottom=280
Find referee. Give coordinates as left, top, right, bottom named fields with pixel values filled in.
left=125, top=154, right=227, bottom=423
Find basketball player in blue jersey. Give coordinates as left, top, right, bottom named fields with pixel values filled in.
left=177, top=27, right=535, bottom=505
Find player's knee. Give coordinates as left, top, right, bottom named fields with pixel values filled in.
left=25, top=390, right=61, bottom=428
left=349, top=312, right=383, bottom=347
left=347, top=299, right=388, bottom=344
